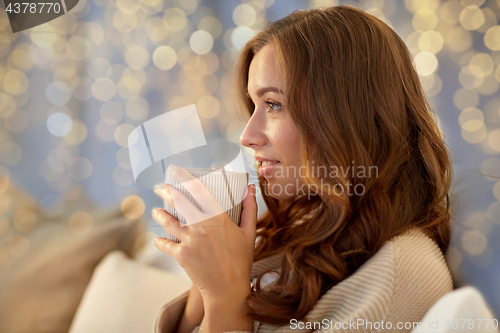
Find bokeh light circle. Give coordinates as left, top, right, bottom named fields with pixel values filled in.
left=126, top=97, right=149, bottom=121
left=459, top=67, right=484, bottom=89
left=197, top=95, right=220, bottom=119
left=233, top=4, right=257, bottom=27
left=152, top=45, right=177, bottom=70
left=412, top=9, right=438, bottom=32
left=66, top=36, right=92, bottom=61
left=418, top=30, right=443, bottom=54
left=488, top=128, right=500, bottom=152
left=121, top=195, right=145, bottom=219
left=3, top=70, right=29, bottom=95
left=68, top=211, right=94, bottom=234
left=231, top=26, right=255, bottom=50
left=461, top=230, right=487, bottom=255
left=459, top=5, right=485, bottom=31
left=198, top=16, right=222, bottom=39
left=469, top=53, right=494, bottom=78
left=163, top=7, right=187, bottom=32
left=63, top=120, right=88, bottom=145
left=0, top=93, right=16, bottom=118
left=189, top=30, right=214, bottom=55
left=92, top=78, right=117, bottom=101
left=459, top=107, right=484, bottom=132
left=114, top=124, right=135, bottom=147
left=484, top=26, right=500, bottom=51
left=46, top=112, right=73, bottom=137
left=481, top=158, right=500, bottom=181
left=125, top=45, right=150, bottom=70
left=414, top=52, right=438, bottom=76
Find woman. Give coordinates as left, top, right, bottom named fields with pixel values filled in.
left=152, top=5, right=454, bottom=333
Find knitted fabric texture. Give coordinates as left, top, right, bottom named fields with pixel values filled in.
left=153, top=228, right=454, bottom=333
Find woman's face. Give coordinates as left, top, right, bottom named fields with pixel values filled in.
left=240, top=44, right=306, bottom=200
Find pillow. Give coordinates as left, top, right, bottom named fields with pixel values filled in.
left=411, top=286, right=499, bottom=333
left=0, top=181, right=145, bottom=333
left=69, top=250, right=192, bottom=333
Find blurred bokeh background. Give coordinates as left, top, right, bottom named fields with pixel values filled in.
left=0, top=0, right=499, bottom=320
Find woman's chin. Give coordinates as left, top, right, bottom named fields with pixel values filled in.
left=263, top=179, right=300, bottom=200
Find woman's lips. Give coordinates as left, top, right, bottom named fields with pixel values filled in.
left=258, top=161, right=281, bottom=176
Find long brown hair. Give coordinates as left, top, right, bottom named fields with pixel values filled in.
left=234, top=5, right=452, bottom=324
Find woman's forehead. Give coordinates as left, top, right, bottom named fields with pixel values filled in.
left=247, top=45, right=285, bottom=95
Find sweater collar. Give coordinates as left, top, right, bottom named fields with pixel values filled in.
left=250, top=252, right=285, bottom=279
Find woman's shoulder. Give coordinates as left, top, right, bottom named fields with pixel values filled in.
left=382, top=228, right=454, bottom=322
left=350, top=227, right=454, bottom=303
left=335, top=228, right=453, bottom=289
left=386, top=228, right=454, bottom=294
left=303, top=228, right=454, bottom=327
left=388, top=227, right=450, bottom=268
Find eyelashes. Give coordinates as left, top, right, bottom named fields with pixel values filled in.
left=248, top=97, right=283, bottom=115
left=265, top=101, right=282, bottom=113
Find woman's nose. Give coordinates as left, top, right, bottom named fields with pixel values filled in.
left=239, top=112, right=266, bottom=148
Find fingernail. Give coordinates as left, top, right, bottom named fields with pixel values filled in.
left=168, top=165, right=178, bottom=174
left=152, top=208, right=161, bottom=215
left=154, top=183, right=166, bottom=192
left=154, top=236, right=160, bottom=242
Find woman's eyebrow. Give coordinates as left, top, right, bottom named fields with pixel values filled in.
left=246, top=86, right=285, bottom=99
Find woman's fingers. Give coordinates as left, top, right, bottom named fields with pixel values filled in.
left=167, top=185, right=208, bottom=225
left=167, top=165, right=224, bottom=217
left=153, top=236, right=177, bottom=257
left=152, top=208, right=186, bottom=240
left=154, top=167, right=222, bottom=207
left=154, top=182, right=206, bottom=224
left=154, top=183, right=174, bottom=207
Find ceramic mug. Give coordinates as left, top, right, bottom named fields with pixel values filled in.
left=162, top=168, right=249, bottom=243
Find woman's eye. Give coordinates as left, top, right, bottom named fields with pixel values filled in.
left=265, top=101, right=281, bottom=113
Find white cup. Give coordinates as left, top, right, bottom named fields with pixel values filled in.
left=163, top=168, right=249, bottom=243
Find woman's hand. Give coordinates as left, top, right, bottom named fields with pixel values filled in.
left=152, top=165, right=258, bottom=305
